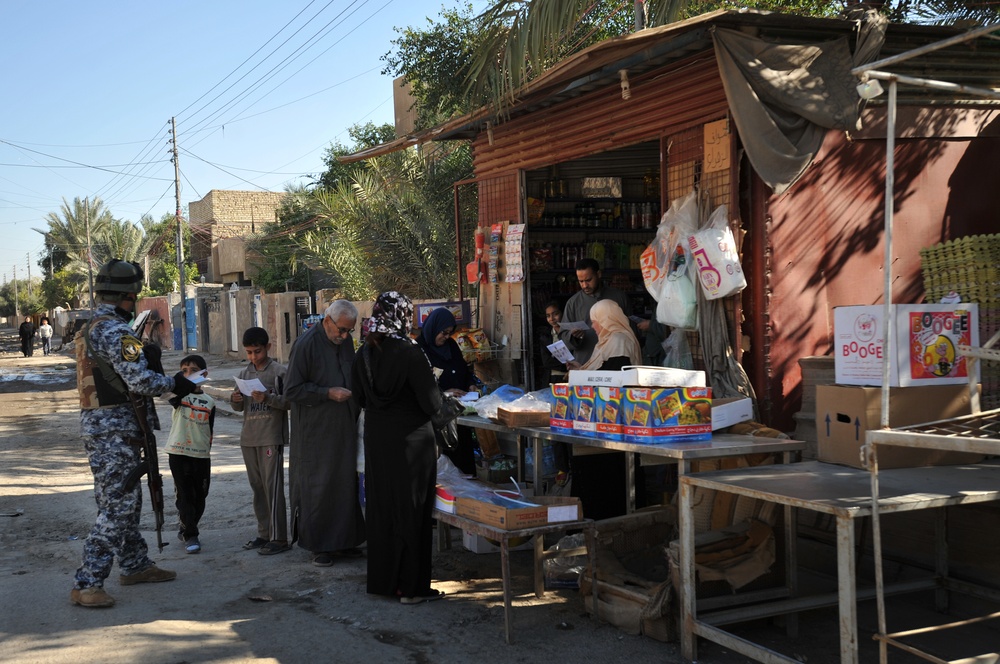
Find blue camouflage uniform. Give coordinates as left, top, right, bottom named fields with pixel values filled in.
left=74, top=303, right=175, bottom=590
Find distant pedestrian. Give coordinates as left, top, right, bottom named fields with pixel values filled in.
left=165, top=354, right=215, bottom=554
left=38, top=318, right=53, bottom=356
left=18, top=317, right=35, bottom=357
left=231, top=327, right=291, bottom=556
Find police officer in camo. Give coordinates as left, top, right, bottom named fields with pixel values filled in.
left=71, top=259, right=197, bottom=608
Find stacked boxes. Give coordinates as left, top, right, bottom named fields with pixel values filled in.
left=622, top=387, right=713, bottom=443
left=550, top=384, right=573, bottom=432
left=551, top=367, right=718, bottom=444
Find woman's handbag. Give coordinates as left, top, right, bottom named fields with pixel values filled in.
left=432, top=393, right=465, bottom=451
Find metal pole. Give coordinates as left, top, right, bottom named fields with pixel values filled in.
left=26, top=253, right=31, bottom=298
left=85, top=197, right=94, bottom=310
left=172, top=117, right=188, bottom=352
left=12, top=266, right=18, bottom=320
left=872, top=78, right=898, bottom=664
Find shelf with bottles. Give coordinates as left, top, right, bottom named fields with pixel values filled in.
left=527, top=239, right=647, bottom=273
left=534, top=199, right=661, bottom=231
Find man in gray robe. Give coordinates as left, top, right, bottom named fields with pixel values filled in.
left=285, top=300, right=366, bottom=567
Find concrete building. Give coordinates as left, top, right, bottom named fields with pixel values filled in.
left=188, top=190, right=287, bottom=283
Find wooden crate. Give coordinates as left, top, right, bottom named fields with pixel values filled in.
left=496, top=407, right=550, bottom=428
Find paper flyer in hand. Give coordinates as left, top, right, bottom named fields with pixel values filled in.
left=235, top=377, right=267, bottom=396
left=546, top=340, right=575, bottom=364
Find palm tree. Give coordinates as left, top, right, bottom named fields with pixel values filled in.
left=464, top=0, right=685, bottom=113
left=95, top=218, right=155, bottom=266
left=465, top=0, right=999, bottom=115
left=294, top=149, right=458, bottom=300
left=35, top=197, right=113, bottom=276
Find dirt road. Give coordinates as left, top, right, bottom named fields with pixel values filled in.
left=0, top=328, right=880, bottom=663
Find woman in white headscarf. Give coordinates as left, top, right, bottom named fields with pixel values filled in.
left=569, top=299, right=641, bottom=371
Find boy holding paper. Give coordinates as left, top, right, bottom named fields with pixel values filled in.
left=165, top=354, right=215, bottom=554
left=231, top=327, right=290, bottom=555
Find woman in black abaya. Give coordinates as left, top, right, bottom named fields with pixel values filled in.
left=351, top=291, right=444, bottom=604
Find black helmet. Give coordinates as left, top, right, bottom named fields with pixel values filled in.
left=95, top=259, right=144, bottom=294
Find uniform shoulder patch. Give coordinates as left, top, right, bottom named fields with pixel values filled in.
left=121, top=335, right=143, bottom=362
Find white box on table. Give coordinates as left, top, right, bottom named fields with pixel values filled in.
left=833, top=304, right=979, bottom=387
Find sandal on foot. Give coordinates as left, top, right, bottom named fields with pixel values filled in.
left=243, top=537, right=268, bottom=550
left=400, top=590, right=446, bottom=605
left=258, top=541, right=291, bottom=556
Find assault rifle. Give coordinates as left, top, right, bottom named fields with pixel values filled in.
left=123, top=392, right=168, bottom=552
left=122, top=312, right=169, bottom=553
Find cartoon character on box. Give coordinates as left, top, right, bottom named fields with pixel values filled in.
left=924, top=335, right=956, bottom=378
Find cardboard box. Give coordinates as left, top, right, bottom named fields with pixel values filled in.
left=456, top=494, right=583, bottom=530
left=571, top=385, right=599, bottom=438
left=816, top=384, right=984, bottom=469
left=497, top=407, right=550, bottom=428
left=834, top=304, right=979, bottom=387
left=568, top=367, right=706, bottom=388
left=550, top=383, right=573, bottom=432
left=622, top=387, right=712, bottom=443
left=710, top=397, right=754, bottom=431
left=595, top=386, right=624, bottom=441
left=462, top=530, right=535, bottom=554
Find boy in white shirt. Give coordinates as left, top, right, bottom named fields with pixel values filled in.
left=165, top=354, right=215, bottom=554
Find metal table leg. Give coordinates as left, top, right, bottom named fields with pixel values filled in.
left=501, top=536, right=513, bottom=644
left=679, top=475, right=697, bottom=661
left=836, top=514, right=859, bottom=664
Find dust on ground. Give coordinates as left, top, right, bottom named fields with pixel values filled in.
left=0, top=327, right=902, bottom=664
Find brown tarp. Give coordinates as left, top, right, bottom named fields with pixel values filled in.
left=712, top=11, right=887, bottom=194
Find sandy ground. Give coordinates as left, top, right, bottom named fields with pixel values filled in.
left=0, top=327, right=936, bottom=664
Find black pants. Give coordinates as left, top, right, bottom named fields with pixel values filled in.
left=168, top=454, right=211, bottom=540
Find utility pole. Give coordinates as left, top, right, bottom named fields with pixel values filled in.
left=12, top=266, right=18, bottom=321
left=26, top=253, right=31, bottom=298
left=171, top=117, right=188, bottom=352
left=85, top=197, right=94, bottom=310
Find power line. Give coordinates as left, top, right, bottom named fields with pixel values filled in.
left=0, top=139, right=173, bottom=181
left=179, top=0, right=376, bottom=140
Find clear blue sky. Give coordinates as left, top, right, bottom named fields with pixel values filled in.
left=0, top=0, right=479, bottom=283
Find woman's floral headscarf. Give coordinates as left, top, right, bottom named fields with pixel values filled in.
left=364, top=290, right=414, bottom=342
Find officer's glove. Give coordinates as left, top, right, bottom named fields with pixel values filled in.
left=142, top=343, right=164, bottom=374
left=172, top=372, right=197, bottom=400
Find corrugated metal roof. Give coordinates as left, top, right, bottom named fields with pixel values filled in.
left=339, top=10, right=1000, bottom=163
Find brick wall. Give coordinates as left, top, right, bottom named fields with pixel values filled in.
left=188, top=189, right=287, bottom=281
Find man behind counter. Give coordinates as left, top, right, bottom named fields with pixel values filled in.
left=557, top=258, right=630, bottom=366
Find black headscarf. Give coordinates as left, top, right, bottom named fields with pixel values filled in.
left=420, top=307, right=457, bottom=360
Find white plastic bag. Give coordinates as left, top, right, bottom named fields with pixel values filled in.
left=655, top=242, right=699, bottom=330
left=687, top=204, right=746, bottom=300
left=641, top=190, right=699, bottom=301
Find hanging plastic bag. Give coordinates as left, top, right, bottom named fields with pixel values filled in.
left=641, top=190, right=699, bottom=301
left=687, top=204, right=747, bottom=300
left=661, top=327, right=694, bottom=370
left=656, top=242, right=699, bottom=330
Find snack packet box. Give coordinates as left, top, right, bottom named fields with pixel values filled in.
left=595, top=386, right=624, bottom=441
left=550, top=384, right=573, bottom=432
left=622, top=387, right=712, bottom=443
left=571, top=385, right=599, bottom=438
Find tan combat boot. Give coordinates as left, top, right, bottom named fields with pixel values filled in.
left=119, top=564, right=177, bottom=586
left=70, top=587, right=115, bottom=608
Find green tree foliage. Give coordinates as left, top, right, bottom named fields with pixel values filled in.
left=276, top=122, right=470, bottom=300
left=314, top=123, right=397, bottom=191
left=142, top=213, right=199, bottom=296
left=40, top=268, right=87, bottom=310
left=461, top=0, right=998, bottom=116
left=0, top=278, right=44, bottom=317
left=382, top=3, right=500, bottom=127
